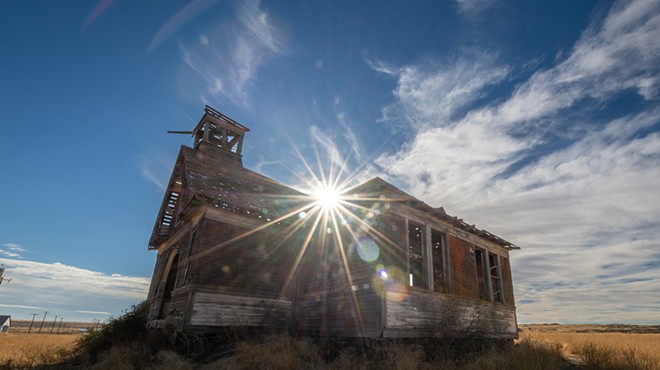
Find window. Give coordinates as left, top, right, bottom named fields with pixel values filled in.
left=431, top=230, right=447, bottom=293
left=475, top=249, right=504, bottom=303
left=407, top=220, right=448, bottom=292
left=475, top=249, right=488, bottom=300
left=489, top=253, right=503, bottom=302
left=407, top=221, right=427, bottom=289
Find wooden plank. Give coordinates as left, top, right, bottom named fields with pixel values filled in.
left=384, top=290, right=517, bottom=338
left=205, top=206, right=288, bottom=234
left=189, top=292, right=291, bottom=327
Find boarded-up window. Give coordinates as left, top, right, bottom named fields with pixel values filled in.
left=408, top=221, right=427, bottom=289
left=431, top=230, right=447, bottom=293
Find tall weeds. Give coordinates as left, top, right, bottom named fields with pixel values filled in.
left=576, top=342, right=658, bottom=370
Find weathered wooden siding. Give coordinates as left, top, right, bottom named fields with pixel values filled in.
left=294, top=216, right=389, bottom=336
left=147, top=249, right=171, bottom=300
left=189, top=218, right=300, bottom=299
left=159, top=289, right=189, bottom=328
left=189, top=292, right=291, bottom=328
left=149, top=195, right=519, bottom=338
left=295, top=292, right=382, bottom=336
left=500, top=256, right=515, bottom=307
left=384, top=290, right=517, bottom=338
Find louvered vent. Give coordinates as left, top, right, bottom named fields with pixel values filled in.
left=157, top=179, right=183, bottom=239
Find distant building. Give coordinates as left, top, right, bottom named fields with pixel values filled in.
left=145, top=106, right=520, bottom=339
left=0, top=315, right=10, bottom=333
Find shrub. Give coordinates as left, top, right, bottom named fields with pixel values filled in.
left=75, top=302, right=149, bottom=359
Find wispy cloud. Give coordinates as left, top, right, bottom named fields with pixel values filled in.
left=455, top=0, right=495, bottom=16
left=0, top=243, right=25, bottom=259
left=373, top=0, right=660, bottom=323
left=0, top=304, right=42, bottom=310
left=181, top=0, right=285, bottom=106
left=147, top=0, right=220, bottom=52
left=77, top=310, right=112, bottom=316
left=370, top=53, right=509, bottom=128
left=299, top=122, right=381, bottom=194
left=136, top=146, right=177, bottom=191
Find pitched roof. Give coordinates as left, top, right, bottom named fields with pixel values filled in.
left=0, top=315, right=10, bottom=326
left=181, top=144, right=307, bottom=216
left=347, top=177, right=519, bottom=250
left=149, top=145, right=517, bottom=250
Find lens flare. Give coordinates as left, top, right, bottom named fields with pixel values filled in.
left=354, top=236, right=380, bottom=262
left=314, top=186, right=341, bottom=210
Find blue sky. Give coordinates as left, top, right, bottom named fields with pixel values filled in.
left=1, top=0, right=659, bottom=324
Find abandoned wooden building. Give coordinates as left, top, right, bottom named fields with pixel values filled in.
left=146, top=106, right=520, bottom=339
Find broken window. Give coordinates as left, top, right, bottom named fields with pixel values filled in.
left=489, top=253, right=503, bottom=302
left=475, top=249, right=488, bottom=300
left=431, top=230, right=447, bottom=293
left=475, top=249, right=504, bottom=303
left=408, top=221, right=427, bottom=289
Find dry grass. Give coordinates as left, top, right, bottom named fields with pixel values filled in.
left=0, top=333, right=81, bottom=369
left=3, top=322, right=660, bottom=369
left=520, top=331, right=660, bottom=370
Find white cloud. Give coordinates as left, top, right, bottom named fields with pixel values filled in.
left=374, top=0, right=660, bottom=323
left=0, top=257, right=149, bottom=321
left=372, top=54, right=509, bottom=128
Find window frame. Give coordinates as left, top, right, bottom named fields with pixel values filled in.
left=474, top=247, right=505, bottom=303
left=431, top=228, right=449, bottom=293
left=404, top=217, right=451, bottom=294
left=406, top=219, right=427, bottom=290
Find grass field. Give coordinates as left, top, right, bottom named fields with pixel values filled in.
left=520, top=331, right=660, bottom=369
left=1, top=328, right=659, bottom=369
left=0, top=333, right=81, bottom=368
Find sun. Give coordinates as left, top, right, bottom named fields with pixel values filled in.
left=314, top=185, right=342, bottom=210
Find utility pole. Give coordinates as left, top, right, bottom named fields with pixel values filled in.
left=0, top=264, right=11, bottom=286
left=28, top=313, right=39, bottom=333
left=38, top=311, right=48, bottom=333
left=50, top=315, right=58, bottom=333
left=57, top=318, right=64, bottom=334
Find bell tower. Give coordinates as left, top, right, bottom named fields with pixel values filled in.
left=191, top=105, right=250, bottom=163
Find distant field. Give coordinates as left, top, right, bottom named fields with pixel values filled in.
left=0, top=333, right=82, bottom=368
left=520, top=323, right=660, bottom=334
left=9, top=319, right=100, bottom=334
